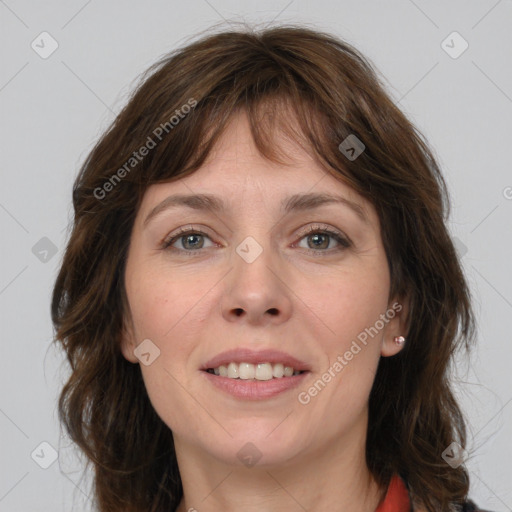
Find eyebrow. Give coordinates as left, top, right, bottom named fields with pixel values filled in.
left=143, top=192, right=368, bottom=227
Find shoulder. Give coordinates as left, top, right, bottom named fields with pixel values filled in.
left=401, top=475, right=495, bottom=512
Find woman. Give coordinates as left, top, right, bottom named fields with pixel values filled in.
left=52, top=24, right=492, bottom=512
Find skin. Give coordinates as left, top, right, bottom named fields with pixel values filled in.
left=121, top=110, right=410, bottom=512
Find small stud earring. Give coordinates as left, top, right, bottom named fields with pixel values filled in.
left=394, top=335, right=405, bottom=345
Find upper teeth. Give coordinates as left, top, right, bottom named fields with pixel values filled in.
left=211, top=362, right=301, bottom=380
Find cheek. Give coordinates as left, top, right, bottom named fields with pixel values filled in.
left=125, top=265, right=216, bottom=432
left=303, top=261, right=390, bottom=351
left=330, top=283, right=389, bottom=347
left=300, top=258, right=390, bottom=401
left=126, top=261, right=215, bottom=342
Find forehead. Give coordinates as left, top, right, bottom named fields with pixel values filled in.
left=146, top=111, right=369, bottom=206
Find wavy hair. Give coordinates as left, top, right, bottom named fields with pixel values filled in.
left=52, top=23, right=476, bottom=511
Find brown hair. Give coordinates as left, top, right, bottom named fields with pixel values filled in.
left=52, top=23, right=476, bottom=511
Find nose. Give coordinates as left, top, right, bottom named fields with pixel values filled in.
left=220, top=238, right=293, bottom=327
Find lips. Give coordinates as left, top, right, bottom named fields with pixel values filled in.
left=202, top=369, right=309, bottom=399
left=201, top=348, right=312, bottom=373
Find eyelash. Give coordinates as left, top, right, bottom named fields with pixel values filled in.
left=161, top=224, right=351, bottom=257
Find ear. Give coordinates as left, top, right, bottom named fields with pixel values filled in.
left=119, top=314, right=140, bottom=364
left=380, top=294, right=411, bottom=357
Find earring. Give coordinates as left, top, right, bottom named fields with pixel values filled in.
left=394, top=335, right=405, bottom=345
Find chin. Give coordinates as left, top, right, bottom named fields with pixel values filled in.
left=195, top=424, right=306, bottom=468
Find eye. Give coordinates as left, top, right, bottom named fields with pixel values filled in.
left=162, top=227, right=215, bottom=253
left=161, top=224, right=351, bottom=256
left=294, top=224, right=351, bottom=254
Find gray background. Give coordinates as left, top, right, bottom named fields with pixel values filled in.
left=1, top=1, right=511, bottom=510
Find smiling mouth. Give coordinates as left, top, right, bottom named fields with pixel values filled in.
left=205, top=362, right=307, bottom=380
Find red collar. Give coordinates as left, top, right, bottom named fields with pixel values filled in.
left=375, top=474, right=411, bottom=512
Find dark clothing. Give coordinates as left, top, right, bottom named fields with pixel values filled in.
left=461, top=500, right=494, bottom=512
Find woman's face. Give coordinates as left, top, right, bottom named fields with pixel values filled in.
left=121, top=110, right=408, bottom=468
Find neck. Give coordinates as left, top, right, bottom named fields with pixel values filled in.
left=174, top=416, right=386, bottom=512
